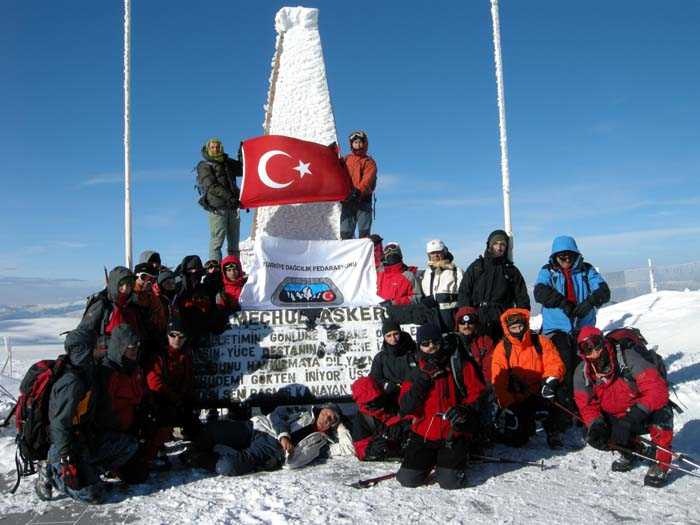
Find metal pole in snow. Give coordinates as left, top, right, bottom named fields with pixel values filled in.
left=490, top=0, right=514, bottom=258
left=124, top=0, right=133, bottom=269
left=648, top=258, right=658, bottom=293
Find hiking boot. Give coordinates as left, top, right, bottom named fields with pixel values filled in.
left=546, top=431, right=563, bottom=449
left=34, top=462, right=54, bottom=501
left=644, top=464, right=668, bottom=487
left=611, top=452, right=637, bottom=472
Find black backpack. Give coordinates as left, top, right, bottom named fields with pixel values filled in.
left=8, top=356, right=68, bottom=493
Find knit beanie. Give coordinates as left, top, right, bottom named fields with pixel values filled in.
left=383, top=242, right=403, bottom=266
left=381, top=318, right=401, bottom=336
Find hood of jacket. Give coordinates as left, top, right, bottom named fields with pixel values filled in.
left=427, top=258, right=456, bottom=271
left=64, top=328, right=97, bottom=370
left=549, top=235, right=583, bottom=267
left=484, top=229, right=512, bottom=262
left=201, top=144, right=231, bottom=164
left=107, top=266, right=135, bottom=303
left=499, top=307, right=533, bottom=348
left=106, top=324, right=140, bottom=369
left=138, top=250, right=161, bottom=266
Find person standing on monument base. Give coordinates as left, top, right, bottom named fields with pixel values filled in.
left=340, top=130, right=377, bottom=239
left=196, top=138, right=243, bottom=261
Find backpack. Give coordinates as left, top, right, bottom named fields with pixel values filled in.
left=9, top=356, right=68, bottom=493
left=604, top=327, right=681, bottom=413
left=605, top=327, right=667, bottom=382
left=80, top=288, right=112, bottom=336
left=194, top=164, right=217, bottom=213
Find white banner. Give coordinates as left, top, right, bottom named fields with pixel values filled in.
left=193, top=307, right=419, bottom=402
left=239, top=236, right=383, bottom=310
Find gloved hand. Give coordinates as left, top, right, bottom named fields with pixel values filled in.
left=540, top=377, right=559, bottom=399
left=561, top=300, right=576, bottom=318
left=422, top=358, right=446, bottom=379
left=495, top=408, right=519, bottom=433
left=586, top=418, right=610, bottom=450
left=384, top=420, right=410, bottom=442
left=610, top=405, right=647, bottom=446
left=365, top=395, right=386, bottom=411
left=572, top=298, right=594, bottom=319
left=59, top=456, right=80, bottom=490
left=444, top=405, right=479, bottom=433
left=364, top=437, right=389, bottom=461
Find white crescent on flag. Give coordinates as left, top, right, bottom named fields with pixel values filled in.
left=258, top=150, right=293, bottom=189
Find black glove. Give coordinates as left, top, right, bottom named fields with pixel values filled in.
left=495, top=408, right=519, bottom=432
left=422, top=359, right=446, bottom=379
left=365, top=437, right=389, bottom=461
left=610, top=405, right=647, bottom=446
left=444, top=405, right=479, bottom=433
left=365, top=395, right=386, bottom=411
left=59, top=455, right=81, bottom=490
left=384, top=420, right=410, bottom=442
left=572, top=298, right=594, bottom=319
left=411, top=369, right=434, bottom=393
left=561, top=300, right=576, bottom=318
left=540, top=377, right=559, bottom=400
left=586, top=419, right=610, bottom=450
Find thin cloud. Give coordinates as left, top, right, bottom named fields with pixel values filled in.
left=78, top=169, right=187, bottom=188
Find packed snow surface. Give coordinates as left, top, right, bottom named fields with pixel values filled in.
left=1, top=291, right=699, bottom=524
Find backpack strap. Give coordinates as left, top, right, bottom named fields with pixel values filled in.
left=503, top=331, right=541, bottom=365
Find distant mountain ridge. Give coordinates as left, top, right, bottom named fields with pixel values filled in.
left=0, top=275, right=99, bottom=309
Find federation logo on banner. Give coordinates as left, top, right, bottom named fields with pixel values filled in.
left=272, top=277, right=344, bottom=307
left=239, top=236, right=383, bottom=310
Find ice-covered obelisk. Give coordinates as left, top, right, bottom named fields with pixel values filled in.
left=251, top=7, right=341, bottom=240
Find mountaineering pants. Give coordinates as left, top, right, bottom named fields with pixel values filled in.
left=47, top=431, right=138, bottom=503
left=495, top=395, right=569, bottom=448
left=208, top=208, right=240, bottom=261
left=396, top=433, right=469, bottom=489
left=340, top=199, right=372, bottom=239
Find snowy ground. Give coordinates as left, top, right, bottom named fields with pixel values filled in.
left=0, top=291, right=699, bottom=524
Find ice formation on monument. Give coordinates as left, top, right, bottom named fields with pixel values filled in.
left=251, top=6, right=341, bottom=242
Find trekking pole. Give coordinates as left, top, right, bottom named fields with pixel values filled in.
left=551, top=400, right=585, bottom=424
left=611, top=444, right=700, bottom=479
left=349, top=472, right=396, bottom=489
left=1, top=403, right=16, bottom=427
left=635, top=436, right=700, bottom=470
left=0, top=383, right=17, bottom=403
left=472, top=454, right=547, bottom=471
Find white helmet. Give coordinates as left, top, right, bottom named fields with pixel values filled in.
left=426, top=239, right=445, bottom=254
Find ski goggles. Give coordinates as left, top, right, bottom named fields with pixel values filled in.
left=579, top=335, right=605, bottom=355
left=223, top=263, right=239, bottom=271
left=349, top=130, right=367, bottom=142
left=168, top=332, right=186, bottom=339
left=136, top=272, right=156, bottom=282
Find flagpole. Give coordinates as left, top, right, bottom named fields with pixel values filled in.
left=490, top=0, right=514, bottom=258
left=123, top=0, right=133, bottom=269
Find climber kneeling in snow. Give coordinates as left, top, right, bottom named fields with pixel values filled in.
left=183, top=404, right=353, bottom=475
left=396, top=323, right=487, bottom=490
left=490, top=308, right=567, bottom=449
left=574, top=326, right=674, bottom=487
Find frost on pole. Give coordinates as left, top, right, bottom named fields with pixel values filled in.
left=252, top=6, right=341, bottom=241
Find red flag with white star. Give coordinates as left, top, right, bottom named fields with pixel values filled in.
left=239, top=135, right=352, bottom=208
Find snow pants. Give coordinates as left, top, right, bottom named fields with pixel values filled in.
left=47, top=431, right=138, bottom=503
left=340, top=199, right=372, bottom=239
left=548, top=331, right=579, bottom=417
left=208, top=208, right=240, bottom=261
left=397, top=433, right=469, bottom=490
left=607, top=403, right=674, bottom=470
left=496, top=395, right=568, bottom=447
left=195, top=420, right=285, bottom=476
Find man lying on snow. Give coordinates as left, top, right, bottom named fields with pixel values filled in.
left=574, top=327, right=674, bottom=487
left=183, top=404, right=354, bottom=475
left=396, top=323, right=488, bottom=490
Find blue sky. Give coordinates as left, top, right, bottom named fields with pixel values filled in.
left=1, top=1, right=699, bottom=292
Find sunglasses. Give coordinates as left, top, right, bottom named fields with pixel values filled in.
left=579, top=335, right=605, bottom=355
left=168, top=332, right=186, bottom=339
left=419, top=339, right=439, bottom=347
left=556, top=252, right=575, bottom=261
left=137, top=273, right=155, bottom=282
left=224, top=264, right=239, bottom=271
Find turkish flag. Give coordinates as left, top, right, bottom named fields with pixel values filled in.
left=240, top=135, right=352, bottom=208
